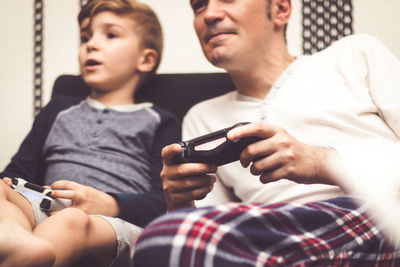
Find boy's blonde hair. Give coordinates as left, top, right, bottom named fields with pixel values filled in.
left=78, top=0, right=163, bottom=75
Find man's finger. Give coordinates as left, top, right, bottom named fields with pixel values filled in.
left=227, top=122, right=276, bottom=141
left=167, top=162, right=217, bottom=181
left=167, top=174, right=216, bottom=192
left=162, top=143, right=183, bottom=165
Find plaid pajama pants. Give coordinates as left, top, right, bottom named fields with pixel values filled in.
left=132, top=196, right=400, bottom=266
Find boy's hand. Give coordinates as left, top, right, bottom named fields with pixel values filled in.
left=161, top=143, right=217, bottom=211
left=227, top=122, right=338, bottom=185
left=2, top=177, right=12, bottom=187
left=50, top=180, right=119, bottom=217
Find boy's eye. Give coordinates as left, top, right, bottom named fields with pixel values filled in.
left=107, top=32, right=117, bottom=39
left=191, top=0, right=207, bottom=13
left=80, top=34, right=90, bottom=43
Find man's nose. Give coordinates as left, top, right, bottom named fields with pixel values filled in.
left=203, top=0, right=225, bottom=24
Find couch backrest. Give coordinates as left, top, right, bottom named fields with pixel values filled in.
left=51, top=73, right=236, bottom=121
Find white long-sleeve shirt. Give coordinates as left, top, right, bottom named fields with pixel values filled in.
left=183, top=34, right=400, bottom=207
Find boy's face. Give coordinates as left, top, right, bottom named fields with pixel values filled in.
left=191, top=0, right=273, bottom=70
left=79, top=11, right=144, bottom=91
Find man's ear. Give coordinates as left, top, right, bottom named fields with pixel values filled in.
left=272, top=0, right=291, bottom=29
left=137, top=48, right=158, bottom=73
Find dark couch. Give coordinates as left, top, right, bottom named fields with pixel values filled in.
left=52, top=73, right=236, bottom=122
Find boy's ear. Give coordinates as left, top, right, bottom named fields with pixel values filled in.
left=272, top=0, right=291, bottom=28
left=137, top=48, right=158, bottom=73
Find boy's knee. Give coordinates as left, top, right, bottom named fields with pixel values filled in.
left=55, top=208, right=91, bottom=232
left=30, top=240, right=56, bottom=267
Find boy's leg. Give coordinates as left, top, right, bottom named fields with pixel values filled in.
left=33, top=208, right=117, bottom=267
left=0, top=182, right=55, bottom=267
left=0, top=180, right=36, bottom=230
left=0, top=220, right=55, bottom=267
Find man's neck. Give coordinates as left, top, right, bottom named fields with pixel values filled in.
left=229, top=50, right=295, bottom=100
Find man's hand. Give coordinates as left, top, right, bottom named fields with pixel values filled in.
left=228, top=122, right=338, bottom=185
left=50, top=180, right=119, bottom=217
left=161, top=143, right=217, bottom=211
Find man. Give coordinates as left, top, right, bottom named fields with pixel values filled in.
left=132, top=0, right=400, bottom=266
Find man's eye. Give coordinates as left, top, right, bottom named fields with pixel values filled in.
left=191, top=0, right=206, bottom=12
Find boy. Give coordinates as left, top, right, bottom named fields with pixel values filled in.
left=0, top=0, right=180, bottom=266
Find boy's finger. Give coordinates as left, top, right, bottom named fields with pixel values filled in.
left=51, top=190, right=75, bottom=200
left=2, top=177, right=12, bottom=186
left=51, top=180, right=79, bottom=190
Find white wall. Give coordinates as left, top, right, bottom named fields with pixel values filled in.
left=0, top=2, right=34, bottom=171
left=0, top=1, right=399, bottom=171
left=353, top=0, right=400, bottom=59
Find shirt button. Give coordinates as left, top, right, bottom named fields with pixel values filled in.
left=97, top=118, right=103, bottom=124
left=92, top=131, right=99, bottom=137
left=103, top=109, right=110, bottom=114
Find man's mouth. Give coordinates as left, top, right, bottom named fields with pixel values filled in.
left=205, top=31, right=235, bottom=44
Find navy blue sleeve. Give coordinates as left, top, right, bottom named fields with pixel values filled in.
left=112, top=106, right=182, bottom=227
left=2, top=99, right=181, bottom=227
left=0, top=97, right=82, bottom=184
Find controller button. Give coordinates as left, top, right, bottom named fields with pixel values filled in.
left=40, top=198, right=51, bottom=210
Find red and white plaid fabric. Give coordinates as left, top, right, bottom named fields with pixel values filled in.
left=133, top=196, right=400, bottom=266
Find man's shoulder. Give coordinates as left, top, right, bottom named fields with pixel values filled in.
left=319, top=34, right=383, bottom=56
left=336, top=33, right=379, bottom=44
left=305, top=34, right=387, bottom=68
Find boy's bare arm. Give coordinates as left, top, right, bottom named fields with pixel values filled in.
left=50, top=180, right=119, bottom=217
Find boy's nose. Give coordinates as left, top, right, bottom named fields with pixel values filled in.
left=86, top=37, right=99, bottom=52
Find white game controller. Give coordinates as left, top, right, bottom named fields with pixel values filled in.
left=11, top=178, right=72, bottom=212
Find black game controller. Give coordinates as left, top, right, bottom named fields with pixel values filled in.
left=11, top=178, right=72, bottom=212
left=174, top=122, right=262, bottom=166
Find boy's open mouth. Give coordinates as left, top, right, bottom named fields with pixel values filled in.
left=85, top=59, right=100, bottom=66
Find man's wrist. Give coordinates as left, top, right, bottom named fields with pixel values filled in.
left=315, top=146, right=342, bottom=186
left=167, top=200, right=195, bottom=212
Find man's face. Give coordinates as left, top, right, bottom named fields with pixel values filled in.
left=191, top=0, right=271, bottom=70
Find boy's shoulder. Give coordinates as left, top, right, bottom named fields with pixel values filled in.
left=147, top=103, right=180, bottom=124
left=44, top=96, right=85, bottom=111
